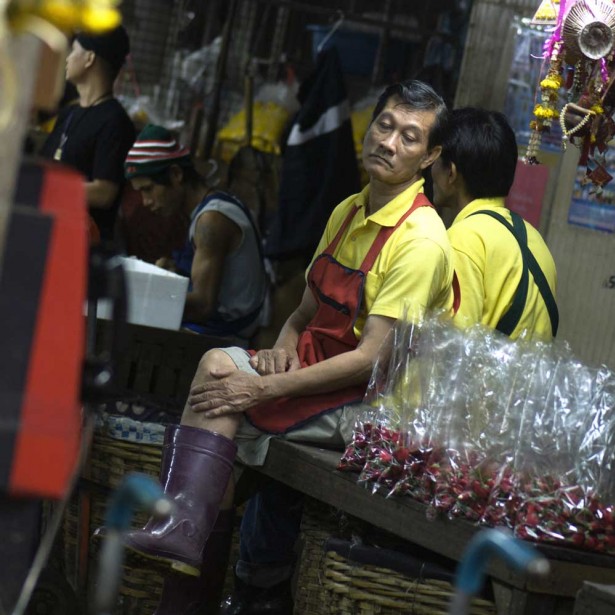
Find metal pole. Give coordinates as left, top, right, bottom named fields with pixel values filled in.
left=202, top=0, right=240, bottom=160
left=244, top=59, right=255, bottom=147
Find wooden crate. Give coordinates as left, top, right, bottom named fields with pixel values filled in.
left=95, top=319, right=230, bottom=406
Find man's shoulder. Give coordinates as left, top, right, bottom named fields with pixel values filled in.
left=91, top=99, right=135, bottom=135
left=398, top=204, right=448, bottom=243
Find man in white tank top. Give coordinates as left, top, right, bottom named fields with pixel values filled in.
left=124, top=124, right=267, bottom=344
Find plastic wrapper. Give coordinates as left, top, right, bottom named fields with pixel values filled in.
left=340, top=311, right=615, bottom=555
left=513, top=364, right=615, bottom=552
left=180, top=37, right=221, bottom=94
left=351, top=310, right=425, bottom=493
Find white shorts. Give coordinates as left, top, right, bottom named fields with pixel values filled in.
left=221, top=347, right=361, bottom=467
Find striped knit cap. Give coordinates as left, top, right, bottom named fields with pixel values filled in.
left=124, top=124, right=193, bottom=179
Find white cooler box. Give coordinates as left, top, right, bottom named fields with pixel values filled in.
left=96, top=256, right=189, bottom=331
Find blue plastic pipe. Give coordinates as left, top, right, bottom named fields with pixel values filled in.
left=93, top=472, right=172, bottom=615
left=449, top=529, right=550, bottom=615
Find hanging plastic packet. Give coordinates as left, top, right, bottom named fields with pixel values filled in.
left=355, top=305, right=426, bottom=494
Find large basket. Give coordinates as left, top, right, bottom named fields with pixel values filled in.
left=322, top=550, right=496, bottom=615
left=294, top=499, right=342, bottom=614
left=85, top=431, right=163, bottom=490
left=293, top=498, right=497, bottom=615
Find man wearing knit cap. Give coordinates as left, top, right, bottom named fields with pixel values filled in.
left=125, top=124, right=268, bottom=343
left=42, top=25, right=135, bottom=241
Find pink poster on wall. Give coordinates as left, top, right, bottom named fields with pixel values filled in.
left=505, top=160, right=549, bottom=228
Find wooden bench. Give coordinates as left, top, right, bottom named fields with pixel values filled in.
left=254, top=439, right=615, bottom=615
left=94, top=318, right=238, bottom=406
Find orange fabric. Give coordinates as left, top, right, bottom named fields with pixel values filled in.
left=10, top=164, right=87, bottom=498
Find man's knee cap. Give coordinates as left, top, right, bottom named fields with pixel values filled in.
left=199, top=348, right=235, bottom=371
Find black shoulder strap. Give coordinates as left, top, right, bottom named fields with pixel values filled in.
left=469, top=210, right=558, bottom=338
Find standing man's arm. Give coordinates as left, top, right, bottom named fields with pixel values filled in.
left=86, top=179, right=120, bottom=208
left=183, top=210, right=241, bottom=324
left=88, top=113, right=135, bottom=209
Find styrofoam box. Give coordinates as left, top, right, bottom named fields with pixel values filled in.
left=94, top=256, right=189, bottom=331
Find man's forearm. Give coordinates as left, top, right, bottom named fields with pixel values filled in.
left=86, top=179, right=119, bottom=209
left=272, top=309, right=305, bottom=352
left=183, top=292, right=214, bottom=324
left=260, top=346, right=374, bottom=400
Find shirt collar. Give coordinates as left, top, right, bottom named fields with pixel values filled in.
left=359, top=178, right=426, bottom=227
left=452, top=197, right=507, bottom=225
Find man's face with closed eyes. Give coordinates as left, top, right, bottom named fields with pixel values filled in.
left=362, top=96, right=441, bottom=189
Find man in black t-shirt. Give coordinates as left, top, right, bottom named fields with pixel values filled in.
left=42, top=26, right=135, bottom=241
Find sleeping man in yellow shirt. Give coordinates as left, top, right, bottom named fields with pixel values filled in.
left=431, top=107, right=558, bottom=341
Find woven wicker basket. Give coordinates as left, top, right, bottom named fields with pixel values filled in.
left=293, top=499, right=497, bottom=615
left=294, top=499, right=343, bottom=614
left=86, top=431, right=163, bottom=490
left=322, top=551, right=496, bottom=615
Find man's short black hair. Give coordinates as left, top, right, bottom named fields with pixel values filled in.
left=371, top=80, right=449, bottom=150
left=441, top=108, right=518, bottom=200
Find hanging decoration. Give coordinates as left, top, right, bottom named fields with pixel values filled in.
left=525, top=0, right=615, bottom=193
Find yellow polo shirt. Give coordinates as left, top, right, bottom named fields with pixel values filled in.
left=448, top=198, right=557, bottom=341
left=309, top=179, right=454, bottom=339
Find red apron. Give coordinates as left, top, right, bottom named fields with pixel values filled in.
left=246, top=193, right=433, bottom=434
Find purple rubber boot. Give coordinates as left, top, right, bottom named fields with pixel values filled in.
left=123, top=424, right=237, bottom=576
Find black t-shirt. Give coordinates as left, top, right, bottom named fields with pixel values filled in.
left=41, top=98, right=136, bottom=240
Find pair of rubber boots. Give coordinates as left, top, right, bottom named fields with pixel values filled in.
left=122, top=424, right=237, bottom=614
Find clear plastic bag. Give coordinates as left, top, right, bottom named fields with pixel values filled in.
left=341, top=311, right=615, bottom=554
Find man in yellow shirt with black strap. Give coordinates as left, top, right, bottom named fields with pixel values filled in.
left=431, top=107, right=558, bottom=341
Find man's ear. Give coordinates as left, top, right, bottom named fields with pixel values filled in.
left=447, top=161, right=459, bottom=185
left=168, top=164, right=184, bottom=187
left=420, top=145, right=442, bottom=171
left=84, top=50, right=96, bottom=69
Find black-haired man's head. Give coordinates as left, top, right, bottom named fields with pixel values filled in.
left=362, top=80, right=449, bottom=190
left=431, top=108, right=518, bottom=211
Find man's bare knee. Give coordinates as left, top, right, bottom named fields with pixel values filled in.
left=195, top=348, right=238, bottom=384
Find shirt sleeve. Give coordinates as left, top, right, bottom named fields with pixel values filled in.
left=368, top=236, right=450, bottom=322
left=91, top=113, right=135, bottom=184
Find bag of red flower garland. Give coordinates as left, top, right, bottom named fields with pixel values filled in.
left=468, top=335, right=544, bottom=527
left=494, top=344, right=596, bottom=534
left=354, top=311, right=426, bottom=493
left=337, top=314, right=420, bottom=475
left=514, top=364, right=615, bottom=554
left=411, top=321, right=506, bottom=518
